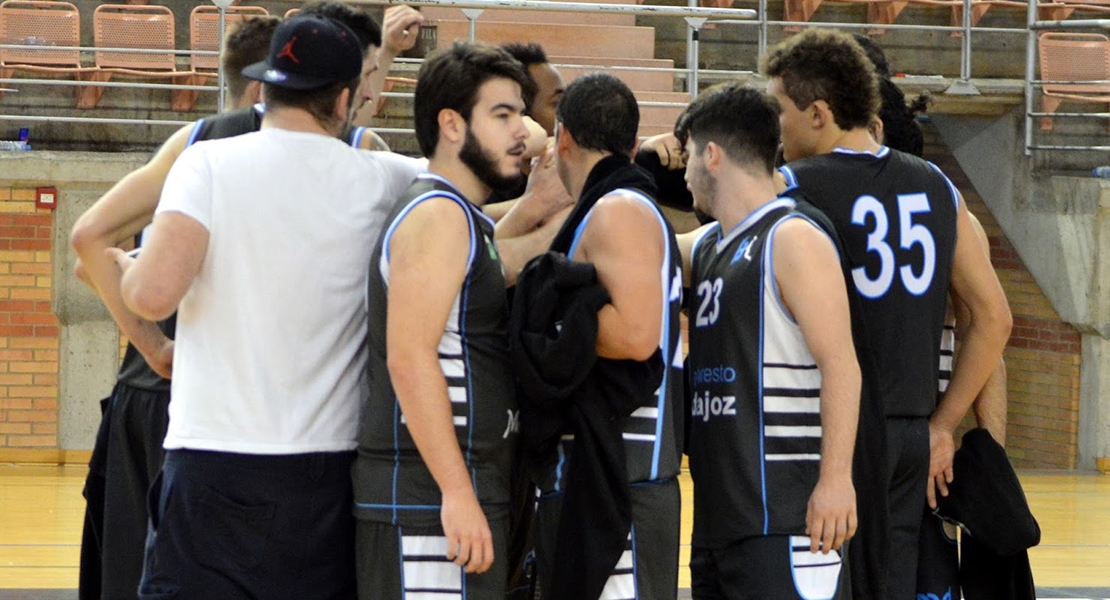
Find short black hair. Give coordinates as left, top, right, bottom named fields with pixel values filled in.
left=879, top=79, right=928, bottom=156
left=674, top=82, right=780, bottom=175
left=501, top=42, right=548, bottom=68
left=223, top=16, right=280, bottom=103
left=299, top=0, right=381, bottom=54
left=762, top=29, right=880, bottom=131
left=556, top=72, right=638, bottom=156
left=414, top=41, right=534, bottom=158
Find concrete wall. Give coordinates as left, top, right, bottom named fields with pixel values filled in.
left=0, top=151, right=144, bottom=451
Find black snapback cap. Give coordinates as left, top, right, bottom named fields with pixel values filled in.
left=242, top=16, right=362, bottom=91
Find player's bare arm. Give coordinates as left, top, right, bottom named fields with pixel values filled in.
left=953, top=212, right=1008, bottom=446
left=576, top=194, right=665, bottom=361
left=676, top=225, right=714, bottom=288
left=117, top=211, right=208, bottom=323
left=774, top=218, right=861, bottom=555
left=385, top=197, right=494, bottom=575
left=70, top=123, right=193, bottom=377
left=929, top=194, right=1012, bottom=508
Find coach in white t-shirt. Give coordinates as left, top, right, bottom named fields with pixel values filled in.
left=113, top=16, right=421, bottom=600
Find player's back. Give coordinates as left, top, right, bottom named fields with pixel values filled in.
left=161, top=129, right=421, bottom=454
left=780, top=147, right=958, bottom=417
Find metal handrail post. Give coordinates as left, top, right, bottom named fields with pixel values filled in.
left=944, top=0, right=980, bottom=94
left=758, top=0, right=768, bottom=58
left=217, top=5, right=226, bottom=113
left=686, top=16, right=707, bottom=100
left=462, top=8, right=484, bottom=41
left=1024, top=0, right=1037, bottom=155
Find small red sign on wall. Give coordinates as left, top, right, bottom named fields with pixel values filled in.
left=35, top=187, right=57, bottom=211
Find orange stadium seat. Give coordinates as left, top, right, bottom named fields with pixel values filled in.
left=190, top=5, right=270, bottom=73
left=1038, top=31, right=1110, bottom=131
left=0, top=0, right=100, bottom=107
left=91, top=4, right=200, bottom=111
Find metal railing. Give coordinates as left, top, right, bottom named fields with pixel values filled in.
left=0, top=0, right=1106, bottom=154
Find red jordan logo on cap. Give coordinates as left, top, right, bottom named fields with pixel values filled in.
left=277, top=36, right=299, bottom=64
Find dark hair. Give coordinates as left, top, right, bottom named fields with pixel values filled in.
left=556, top=72, right=638, bottom=156
left=761, top=29, right=880, bottom=131
left=223, top=16, right=280, bottom=104
left=852, top=33, right=891, bottom=78
left=414, top=41, right=535, bottom=158
left=264, top=78, right=360, bottom=131
left=501, top=42, right=548, bottom=68
left=674, top=82, right=780, bottom=175
left=879, top=79, right=929, bottom=156
left=299, top=0, right=381, bottom=54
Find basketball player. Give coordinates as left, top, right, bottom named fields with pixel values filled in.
left=351, top=41, right=533, bottom=600
left=113, top=17, right=423, bottom=598
left=676, top=82, right=860, bottom=600
left=533, top=72, right=684, bottom=600
left=763, top=29, right=1012, bottom=599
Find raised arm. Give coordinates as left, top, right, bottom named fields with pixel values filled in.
left=70, top=123, right=193, bottom=377
left=774, top=218, right=861, bottom=554
left=385, top=197, right=494, bottom=574
left=929, top=195, right=1012, bottom=507
left=577, top=194, right=665, bottom=361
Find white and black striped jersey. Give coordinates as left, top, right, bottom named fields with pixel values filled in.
left=354, top=174, right=517, bottom=527
left=686, top=197, right=835, bottom=548
left=780, top=146, right=959, bottom=418
left=539, top=187, right=685, bottom=492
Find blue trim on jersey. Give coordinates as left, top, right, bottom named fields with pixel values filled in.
left=398, top=524, right=407, bottom=594
left=758, top=246, right=770, bottom=535
left=355, top=503, right=441, bottom=510
left=717, top=198, right=796, bottom=254
left=630, top=524, right=640, bottom=598
left=832, top=145, right=891, bottom=158
left=926, top=160, right=962, bottom=212
left=392, top=399, right=402, bottom=525
left=350, top=125, right=365, bottom=148
left=554, top=443, right=566, bottom=493
left=461, top=250, right=477, bottom=479
left=185, top=119, right=204, bottom=148
left=764, top=212, right=839, bottom=326
left=611, top=187, right=672, bottom=480
left=778, top=165, right=799, bottom=190
left=381, top=185, right=477, bottom=269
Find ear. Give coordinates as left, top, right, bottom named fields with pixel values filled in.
left=243, top=80, right=263, bottom=107
left=555, top=122, right=574, bottom=155
left=438, top=108, right=466, bottom=145
left=335, top=87, right=351, bottom=122
left=869, top=115, right=885, bottom=144
left=703, top=141, right=723, bottom=171
left=810, top=99, right=832, bottom=131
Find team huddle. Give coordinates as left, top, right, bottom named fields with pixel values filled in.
left=71, top=3, right=1012, bottom=600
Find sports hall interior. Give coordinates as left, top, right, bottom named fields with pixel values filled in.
left=1, top=0, right=1109, bottom=597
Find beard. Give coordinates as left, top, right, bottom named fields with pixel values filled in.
left=459, top=128, right=526, bottom=195
left=690, top=161, right=719, bottom=224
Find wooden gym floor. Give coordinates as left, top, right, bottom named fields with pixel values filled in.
left=1, top=464, right=1108, bottom=598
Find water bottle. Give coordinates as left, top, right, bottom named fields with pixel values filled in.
left=1093, top=166, right=1110, bottom=179
left=0, top=140, right=30, bottom=151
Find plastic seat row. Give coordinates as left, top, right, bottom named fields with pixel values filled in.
left=0, top=0, right=268, bottom=110
left=772, top=0, right=1110, bottom=33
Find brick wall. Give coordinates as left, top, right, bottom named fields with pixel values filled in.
left=0, top=187, right=60, bottom=449
left=925, top=131, right=1081, bottom=470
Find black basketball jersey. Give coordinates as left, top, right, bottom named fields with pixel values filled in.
left=779, top=147, right=959, bottom=417
left=354, top=173, right=518, bottom=527
left=539, top=186, right=685, bottom=492
left=687, top=197, right=835, bottom=548
left=115, top=105, right=264, bottom=391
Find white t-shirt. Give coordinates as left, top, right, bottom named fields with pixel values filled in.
left=155, top=127, right=422, bottom=454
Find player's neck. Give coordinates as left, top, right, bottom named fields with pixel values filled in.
left=820, top=126, right=882, bottom=155
left=427, top=157, right=491, bottom=207
left=260, top=106, right=339, bottom=137
left=715, top=171, right=779, bottom=234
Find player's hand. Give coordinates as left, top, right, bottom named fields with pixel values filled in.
left=805, top=475, right=856, bottom=554
left=441, top=488, right=494, bottom=574
left=927, top=422, right=955, bottom=509
left=641, top=132, right=686, bottom=170
left=105, top=246, right=136, bottom=273
left=523, top=145, right=575, bottom=225
left=382, top=5, right=423, bottom=56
